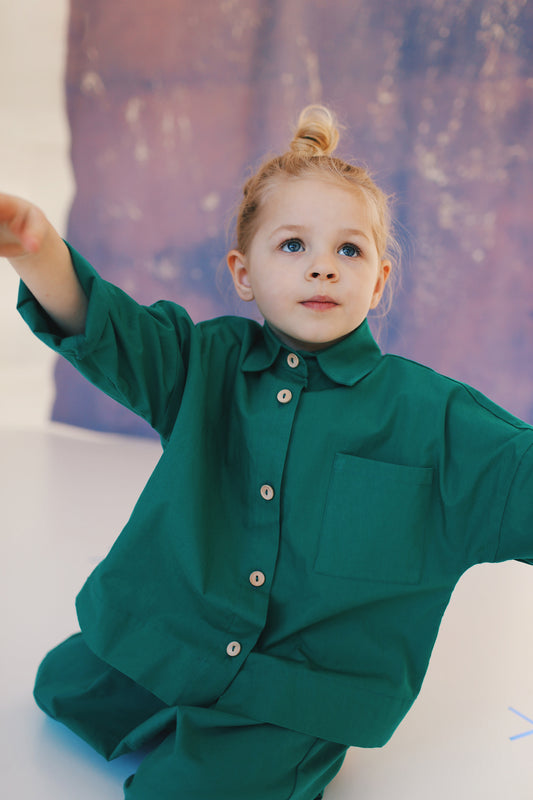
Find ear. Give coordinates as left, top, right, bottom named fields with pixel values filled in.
left=227, top=249, right=254, bottom=302
left=369, top=260, right=391, bottom=309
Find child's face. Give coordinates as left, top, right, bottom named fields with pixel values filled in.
left=227, top=176, right=390, bottom=352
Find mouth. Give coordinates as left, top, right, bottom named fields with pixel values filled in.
left=300, top=295, right=339, bottom=311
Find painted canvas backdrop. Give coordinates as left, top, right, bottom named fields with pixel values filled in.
left=55, top=0, right=533, bottom=436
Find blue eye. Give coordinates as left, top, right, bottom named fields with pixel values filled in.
left=281, top=239, right=304, bottom=253
left=339, top=243, right=361, bottom=258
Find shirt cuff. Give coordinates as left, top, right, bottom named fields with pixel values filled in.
left=16, top=241, right=109, bottom=360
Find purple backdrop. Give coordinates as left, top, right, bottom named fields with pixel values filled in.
left=56, top=0, right=533, bottom=437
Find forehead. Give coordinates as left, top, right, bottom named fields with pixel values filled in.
left=257, top=175, right=373, bottom=232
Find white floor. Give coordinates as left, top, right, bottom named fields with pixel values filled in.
left=2, top=422, right=533, bottom=799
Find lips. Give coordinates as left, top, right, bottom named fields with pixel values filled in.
left=300, top=295, right=339, bottom=311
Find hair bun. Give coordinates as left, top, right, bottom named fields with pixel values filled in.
left=290, top=104, right=340, bottom=157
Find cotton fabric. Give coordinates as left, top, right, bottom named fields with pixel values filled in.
left=18, top=244, right=533, bottom=750
left=34, top=634, right=343, bottom=799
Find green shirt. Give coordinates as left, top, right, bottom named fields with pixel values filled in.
left=18, top=244, right=533, bottom=748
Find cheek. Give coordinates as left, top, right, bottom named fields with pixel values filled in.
left=255, top=269, right=285, bottom=296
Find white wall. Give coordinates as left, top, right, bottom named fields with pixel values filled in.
left=0, top=0, right=73, bottom=428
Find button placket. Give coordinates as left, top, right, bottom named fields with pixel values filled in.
left=227, top=363, right=300, bottom=670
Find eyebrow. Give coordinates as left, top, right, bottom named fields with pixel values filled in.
left=269, top=224, right=370, bottom=242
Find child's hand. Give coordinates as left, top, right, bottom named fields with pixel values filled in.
left=1, top=192, right=87, bottom=335
left=0, top=193, right=49, bottom=259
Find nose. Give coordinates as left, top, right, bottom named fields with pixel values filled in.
left=305, top=254, right=339, bottom=281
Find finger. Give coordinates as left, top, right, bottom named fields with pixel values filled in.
left=0, top=194, right=46, bottom=255
left=17, top=204, right=47, bottom=253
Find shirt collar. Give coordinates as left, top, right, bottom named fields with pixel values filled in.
left=241, top=318, right=382, bottom=386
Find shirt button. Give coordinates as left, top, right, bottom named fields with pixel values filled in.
left=277, top=389, right=293, bottom=404
left=249, top=570, right=266, bottom=587
left=260, top=484, right=274, bottom=501
left=287, top=353, right=299, bottom=368
left=226, top=641, right=242, bottom=657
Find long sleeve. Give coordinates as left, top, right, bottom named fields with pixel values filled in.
left=495, top=439, right=533, bottom=564
left=17, top=243, right=195, bottom=442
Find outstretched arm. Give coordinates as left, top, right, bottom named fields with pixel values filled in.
left=0, top=192, right=88, bottom=335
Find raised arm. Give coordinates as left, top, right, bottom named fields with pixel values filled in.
left=0, top=193, right=88, bottom=335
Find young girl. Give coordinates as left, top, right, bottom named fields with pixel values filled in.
left=3, top=105, right=533, bottom=800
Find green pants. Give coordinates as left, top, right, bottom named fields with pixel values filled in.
left=34, top=634, right=347, bottom=799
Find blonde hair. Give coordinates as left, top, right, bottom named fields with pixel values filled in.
left=234, top=105, right=400, bottom=314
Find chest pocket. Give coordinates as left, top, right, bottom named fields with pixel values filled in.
left=314, top=453, right=433, bottom=585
